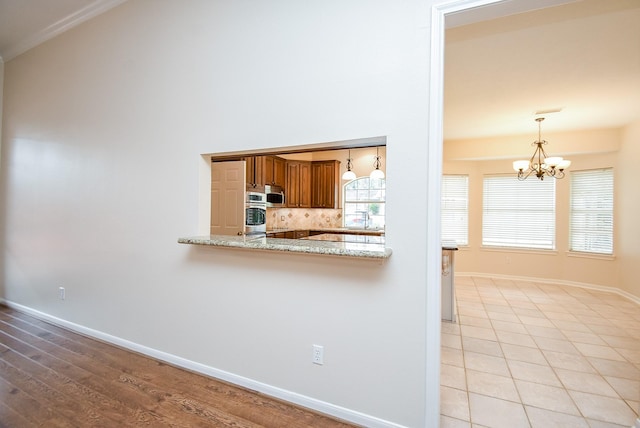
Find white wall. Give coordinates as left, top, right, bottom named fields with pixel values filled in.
left=0, top=1, right=438, bottom=426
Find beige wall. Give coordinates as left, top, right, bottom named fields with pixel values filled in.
left=444, top=126, right=640, bottom=299
left=617, top=119, right=640, bottom=298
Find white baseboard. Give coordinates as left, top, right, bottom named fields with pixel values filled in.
left=0, top=299, right=406, bottom=428
left=457, top=272, right=640, bottom=306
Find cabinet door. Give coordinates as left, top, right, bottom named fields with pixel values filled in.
left=311, top=163, right=323, bottom=207
left=244, top=157, right=255, bottom=188
left=254, top=156, right=265, bottom=187
left=311, top=161, right=340, bottom=208
left=323, top=161, right=339, bottom=208
left=244, top=156, right=265, bottom=188
left=294, top=230, right=309, bottom=239
left=273, top=156, right=286, bottom=188
left=285, top=161, right=311, bottom=207
left=286, top=162, right=301, bottom=207
left=299, top=162, right=312, bottom=208
left=263, top=156, right=275, bottom=185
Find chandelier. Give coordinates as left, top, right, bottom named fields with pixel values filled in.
left=513, top=117, right=571, bottom=180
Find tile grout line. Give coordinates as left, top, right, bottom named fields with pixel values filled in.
left=450, top=276, right=640, bottom=426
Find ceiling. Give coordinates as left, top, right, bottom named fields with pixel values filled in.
left=0, top=0, right=125, bottom=62
left=1, top=0, right=638, bottom=141
left=444, top=0, right=640, bottom=139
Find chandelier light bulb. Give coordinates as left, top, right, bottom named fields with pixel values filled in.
left=342, top=170, right=356, bottom=180
left=370, top=168, right=385, bottom=179
left=558, top=159, right=571, bottom=170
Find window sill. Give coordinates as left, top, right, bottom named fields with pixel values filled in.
left=566, top=251, right=615, bottom=261
left=480, top=246, right=558, bottom=256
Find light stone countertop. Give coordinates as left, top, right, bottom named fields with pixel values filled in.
left=178, top=234, right=392, bottom=259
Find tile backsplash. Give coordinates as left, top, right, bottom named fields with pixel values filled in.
left=267, top=208, right=343, bottom=230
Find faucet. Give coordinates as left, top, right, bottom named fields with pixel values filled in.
left=355, top=210, right=369, bottom=229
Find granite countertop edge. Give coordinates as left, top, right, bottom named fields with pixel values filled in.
left=178, top=235, right=392, bottom=259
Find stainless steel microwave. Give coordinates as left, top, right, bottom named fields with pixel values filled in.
left=265, top=185, right=285, bottom=207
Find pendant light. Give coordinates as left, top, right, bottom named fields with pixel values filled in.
left=342, top=149, right=356, bottom=180
left=370, top=146, right=385, bottom=179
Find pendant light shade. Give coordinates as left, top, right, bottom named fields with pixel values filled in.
left=370, top=146, right=385, bottom=179
left=342, top=149, right=356, bottom=180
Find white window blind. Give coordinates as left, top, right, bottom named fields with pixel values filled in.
left=483, top=175, right=555, bottom=249
left=570, top=168, right=613, bottom=254
left=442, top=175, right=468, bottom=245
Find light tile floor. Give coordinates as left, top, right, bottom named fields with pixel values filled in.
left=441, top=276, right=640, bottom=428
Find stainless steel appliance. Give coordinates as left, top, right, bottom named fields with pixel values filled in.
left=245, top=191, right=267, bottom=236
left=265, top=185, right=285, bottom=208
left=441, top=242, right=458, bottom=322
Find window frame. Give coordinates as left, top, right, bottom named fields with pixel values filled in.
left=441, top=174, right=469, bottom=246
left=482, top=174, right=556, bottom=250
left=342, top=176, right=386, bottom=229
left=569, top=168, right=614, bottom=255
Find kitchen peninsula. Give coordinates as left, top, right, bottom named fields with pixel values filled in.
left=178, top=229, right=391, bottom=260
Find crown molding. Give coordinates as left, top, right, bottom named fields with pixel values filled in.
left=1, top=0, right=128, bottom=62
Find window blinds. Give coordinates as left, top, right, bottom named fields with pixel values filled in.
left=442, top=175, right=469, bottom=245
left=483, top=175, right=556, bottom=249
left=570, top=168, right=613, bottom=254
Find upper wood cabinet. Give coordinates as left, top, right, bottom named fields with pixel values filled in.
left=244, top=156, right=264, bottom=188
left=311, top=160, right=341, bottom=208
left=244, top=155, right=340, bottom=209
left=264, top=155, right=286, bottom=188
left=245, top=155, right=286, bottom=188
left=286, top=161, right=311, bottom=208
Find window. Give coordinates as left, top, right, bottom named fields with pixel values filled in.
left=442, top=175, right=468, bottom=245
left=343, top=177, right=385, bottom=229
left=570, top=168, right=613, bottom=254
left=483, top=175, right=555, bottom=249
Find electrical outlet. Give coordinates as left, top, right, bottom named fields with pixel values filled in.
left=312, top=344, right=324, bottom=365
left=58, top=287, right=65, bottom=300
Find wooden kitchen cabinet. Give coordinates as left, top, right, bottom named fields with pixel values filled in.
left=273, top=156, right=286, bottom=188
left=244, top=156, right=264, bottom=188
left=263, top=155, right=286, bottom=188
left=286, top=161, right=311, bottom=208
left=245, top=155, right=286, bottom=189
left=268, top=232, right=287, bottom=238
left=311, top=160, right=341, bottom=208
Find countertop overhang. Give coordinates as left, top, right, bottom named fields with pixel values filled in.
left=178, top=234, right=392, bottom=259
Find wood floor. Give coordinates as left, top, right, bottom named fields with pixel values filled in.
left=0, top=305, right=358, bottom=427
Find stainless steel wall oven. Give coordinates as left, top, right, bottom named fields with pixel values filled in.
left=245, top=191, right=266, bottom=236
